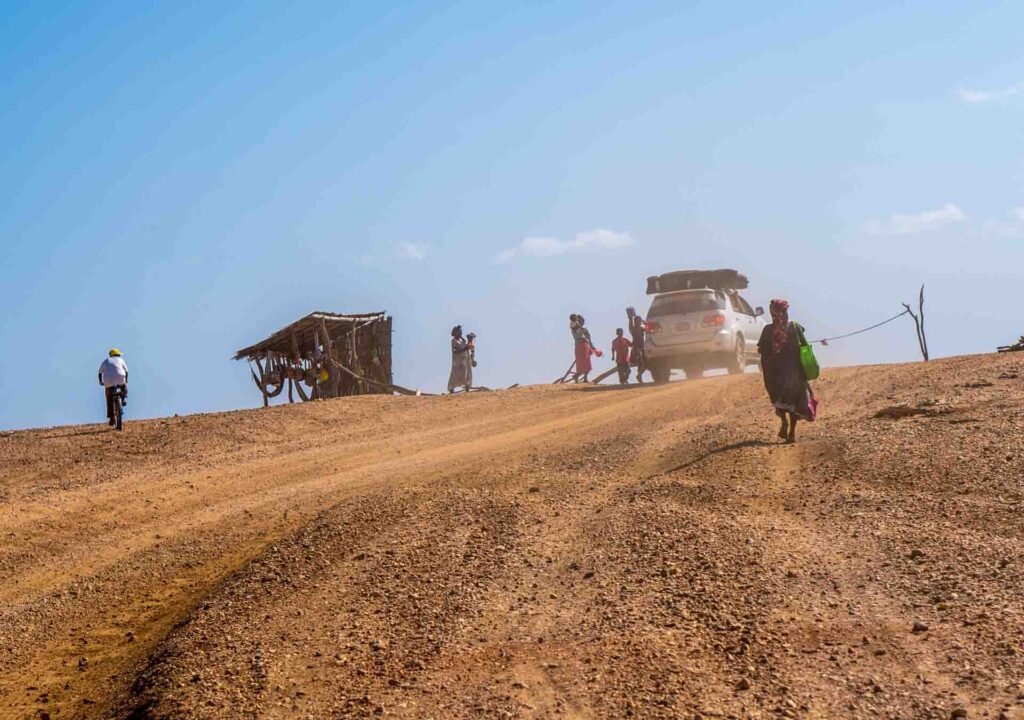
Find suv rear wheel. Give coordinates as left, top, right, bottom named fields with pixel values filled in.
left=727, top=336, right=746, bottom=375
left=650, top=362, right=671, bottom=384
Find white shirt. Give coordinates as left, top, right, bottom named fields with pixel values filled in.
left=99, top=357, right=128, bottom=387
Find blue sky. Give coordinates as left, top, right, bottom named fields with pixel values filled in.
left=2, top=1, right=1022, bottom=430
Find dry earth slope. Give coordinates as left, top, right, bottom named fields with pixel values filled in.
left=1, top=353, right=1023, bottom=720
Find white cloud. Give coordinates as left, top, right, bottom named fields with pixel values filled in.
left=972, top=219, right=1024, bottom=239
left=970, top=207, right=1024, bottom=239
left=493, top=248, right=518, bottom=264
left=395, top=242, right=428, bottom=261
left=957, top=83, right=1021, bottom=104
left=865, top=204, right=968, bottom=236
left=494, top=228, right=635, bottom=263
left=571, top=228, right=635, bottom=251
left=521, top=236, right=567, bottom=257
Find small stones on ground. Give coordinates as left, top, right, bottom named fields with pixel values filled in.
left=10, top=353, right=1024, bottom=719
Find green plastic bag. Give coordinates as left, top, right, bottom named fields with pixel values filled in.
left=796, top=325, right=820, bottom=381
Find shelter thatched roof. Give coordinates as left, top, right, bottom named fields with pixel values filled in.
left=233, top=311, right=386, bottom=360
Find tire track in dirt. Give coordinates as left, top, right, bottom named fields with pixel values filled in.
left=2, top=380, right=724, bottom=719
left=3, top=354, right=1023, bottom=719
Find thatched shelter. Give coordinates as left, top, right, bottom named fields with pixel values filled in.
left=234, top=311, right=393, bottom=406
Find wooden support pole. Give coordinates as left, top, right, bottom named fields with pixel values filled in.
left=590, top=367, right=618, bottom=385
left=256, top=356, right=269, bottom=407
left=902, top=285, right=929, bottom=362
left=552, top=362, right=576, bottom=384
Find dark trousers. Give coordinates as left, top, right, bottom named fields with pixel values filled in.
left=630, top=344, right=646, bottom=375
left=105, top=385, right=126, bottom=420
left=616, top=363, right=631, bottom=384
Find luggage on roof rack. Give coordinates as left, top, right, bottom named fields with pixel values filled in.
left=646, top=268, right=748, bottom=295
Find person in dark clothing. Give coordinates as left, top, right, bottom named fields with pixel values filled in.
left=757, top=299, right=811, bottom=443
left=626, top=306, right=647, bottom=383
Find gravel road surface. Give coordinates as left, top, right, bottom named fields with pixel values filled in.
left=1, top=354, right=1022, bottom=719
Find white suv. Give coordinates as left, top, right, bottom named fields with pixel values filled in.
left=644, top=288, right=765, bottom=382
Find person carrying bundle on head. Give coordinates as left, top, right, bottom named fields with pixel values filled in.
left=448, top=325, right=473, bottom=393
left=571, top=314, right=601, bottom=383
left=626, top=306, right=648, bottom=383
left=757, top=299, right=817, bottom=443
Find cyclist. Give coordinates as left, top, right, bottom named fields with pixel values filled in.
left=98, top=348, right=128, bottom=426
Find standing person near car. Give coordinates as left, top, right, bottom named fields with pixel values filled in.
left=573, top=315, right=600, bottom=383
left=98, top=348, right=128, bottom=426
left=611, top=328, right=632, bottom=385
left=448, top=325, right=473, bottom=393
left=567, top=314, right=582, bottom=382
left=756, top=300, right=812, bottom=443
left=626, top=306, right=648, bottom=383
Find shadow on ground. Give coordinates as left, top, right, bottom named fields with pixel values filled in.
left=659, top=439, right=775, bottom=475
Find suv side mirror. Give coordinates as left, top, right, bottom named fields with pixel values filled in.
left=755, top=306, right=764, bottom=317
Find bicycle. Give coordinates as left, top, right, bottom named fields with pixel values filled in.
left=110, top=385, right=125, bottom=431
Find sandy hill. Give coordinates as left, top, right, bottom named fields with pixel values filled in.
left=1, top=354, right=1022, bottom=719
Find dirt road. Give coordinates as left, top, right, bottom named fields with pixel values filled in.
left=2, top=354, right=1023, bottom=719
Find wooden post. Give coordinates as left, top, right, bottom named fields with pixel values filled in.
left=918, top=285, right=929, bottom=361
left=319, top=318, right=340, bottom=399
left=553, top=362, right=576, bottom=384
left=350, top=326, right=362, bottom=395
left=256, top=356, right=269, bottom=407
left=902, top=284, right=930, bottom=361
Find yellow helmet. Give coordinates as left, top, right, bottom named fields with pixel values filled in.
left=109, top=348, right=122, bottom=357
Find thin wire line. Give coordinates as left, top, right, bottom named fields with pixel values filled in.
left=809, top=308, right=911, bottom=345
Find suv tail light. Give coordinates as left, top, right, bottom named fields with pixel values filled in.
left=646, top=321, right=663, bottom=334
left=701, top=314, right=725, bottom=328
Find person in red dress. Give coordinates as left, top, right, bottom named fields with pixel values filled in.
left=571, top=314, right=601, bottom=382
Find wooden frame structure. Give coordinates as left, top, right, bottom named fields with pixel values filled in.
left=234, top=311, right=393, bottom=406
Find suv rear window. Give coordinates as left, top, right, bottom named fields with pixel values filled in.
left=649, top=292, right=726, bottom=317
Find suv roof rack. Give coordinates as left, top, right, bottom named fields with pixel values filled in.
left=646, top=268, right=748, bottom=295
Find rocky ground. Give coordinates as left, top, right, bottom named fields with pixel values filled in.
left=1, top=354, right=1022, bottom=719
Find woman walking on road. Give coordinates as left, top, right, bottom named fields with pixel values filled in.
left=572, top=314, right=599, bottom=383
left=448, top=325, right=473, bottom=393
left=757, top=299, right=813, bottom=443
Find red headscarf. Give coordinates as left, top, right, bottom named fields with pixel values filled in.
left=769, top=299, right=790, bottom=354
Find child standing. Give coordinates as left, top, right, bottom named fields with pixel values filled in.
left=611, top=328, right=632, bottom=385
